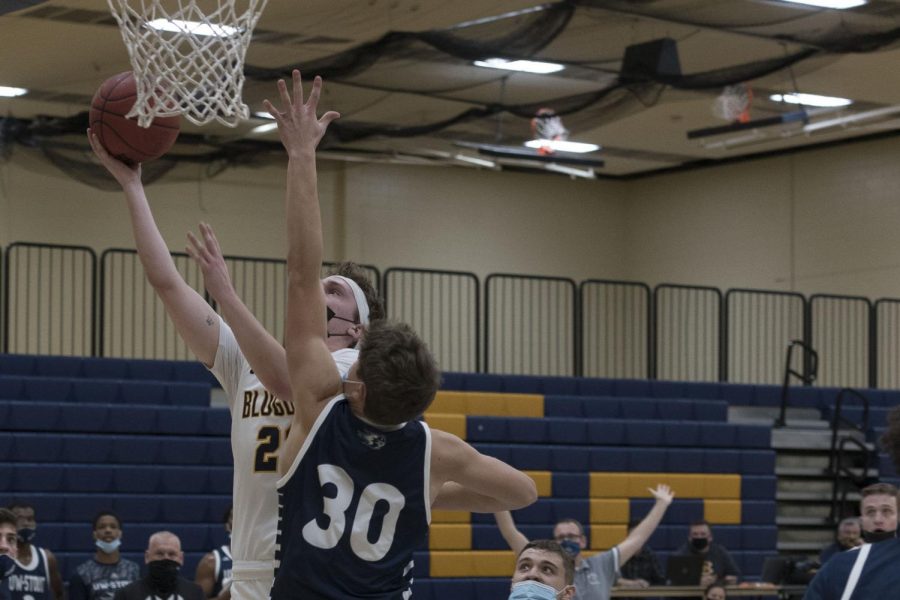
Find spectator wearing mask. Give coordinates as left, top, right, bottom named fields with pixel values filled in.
left=673, top=520, right=740, bottom=587
left=69, top=511, right=140, bottom=600
left=0, top=508, right=19, bottom=600
left=6, top=503, right=63, bottom=600
left=508, top=539, right=576, bottom=600
left=113, top=532, right=203, bottom=600
left=819, top=517, right=862, bottom=565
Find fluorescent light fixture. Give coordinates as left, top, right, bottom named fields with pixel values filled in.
left=250, top=122, right=278, bottom=134
left=0, top=86, right=27, bottom=98
left=473, top=58, right=564, bottom=74
left=454, top=154, right=497, bottom=168
left=779, top=0, right=867, bottom=8
left=524, top=139, right=600, bottom=153
left=803, top=105, right=900, bottom=133
left=147, top=18, right=240, bottom=37
left=770, top=93, right=852, bottom=108
left=544, top=163, right=595, bottom=179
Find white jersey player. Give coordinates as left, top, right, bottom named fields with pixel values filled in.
left=89, top=130, right=381, bottom=600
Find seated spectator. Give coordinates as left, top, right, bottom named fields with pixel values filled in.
left=673, top=520, right=740, bottom=587
left=819, top=517, right=862, bottom=564
left=704, top=582, right=727, bottom=600
left=615, top=520, right=665, bottom=588
left=195, top=506, right=232, bottom=599
left=68, top=511, right=140, bottom=600
left=0, top=508, right=19, bottom=600
left=508, top=539, right=575, bottom=600
left=496, top=484, right=674, bottom=600
left=113, top=531, right=204, bottom=600
left=803, top=407, right=900, bottom=599
left=7, top=502, right=63, bottom=600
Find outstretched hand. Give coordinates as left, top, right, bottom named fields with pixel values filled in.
left=648, top=484, right=675, bottom=506
left=263, top=70, right=340, bottom=156
left=86, top=128, right=141, bottom=188
left=185, top=222, right=234, bottom=304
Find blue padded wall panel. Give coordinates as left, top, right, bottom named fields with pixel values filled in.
left=577, top=378, right=615, bottom=397
left=72, top=380, right=120, bottom=404
left=82, top=357, right=130, bottom=380
left=25, top=378, right=73, bottom=402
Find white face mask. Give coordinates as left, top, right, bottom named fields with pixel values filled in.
left=508, top=580, right=564, bottom=600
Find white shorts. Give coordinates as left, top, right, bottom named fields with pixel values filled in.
left=231, top=563, right=275, bottom=600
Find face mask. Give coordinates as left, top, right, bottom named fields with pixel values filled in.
left=96, top=539, right=121, bottom=554
left=691, top=537, right=709, bottom=551
left=0, top=554, right=15, bottom=578
left=147, top=559, right=180, bottom=594
left=862, top=529, right=897, bottom=544
left=509, top=580, right=564, bottom=600
left=326, top=307, right=358, bottom=337
left=558, top=539, right=581, bottom=558
left=16, top=528, right=35, bottom=544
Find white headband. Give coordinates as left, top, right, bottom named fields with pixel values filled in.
left=331, top=275, right=370, bottom=325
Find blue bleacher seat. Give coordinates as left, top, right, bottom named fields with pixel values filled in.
left=114, top=495, right=162, bottom=522
left=463, top=373, right=504, bottom=392
left=613, top=379, right=651, bottom=397
left=546, top=419, right=588, bottom=445
left=656, top=399, right=694, bottom=421
left=160, top=496, right=209, bottom=522
left=72, top=379, right=120, bottom=404
left=35, top=356, right=83, bottom=378
left=12, top=464, right=65, bottom=492
left=662, top=423, right=700, bottom=446
left=172, top=361, right=219, bottom=387
left=0, top=375, right=26, bottom=399
left=650, top=380, right=685, bottom=398
left=157, top=406, right=206, bottom=435
left=502, top=375, right=542, bottom=394
left=58, top=404, right=109, bottom=433
left=540, top=376, right=578, bottom=395
left=582, top=398, right=622, bottom=419
left=82, top=357, right=130, bottom=380
left=157, top=438, right=207, bottom=465
left=0, top=355, right=36, bottom=376
left=586, top=421, right=625, bottom=446
left=577, top=378, right=615, bottom=396
left=127, top=360, right=175, bottom=381
left=625, top=422, right=664, bottom=446
left=112, top=436, right=160, bottom=464
left=12, top=433, right=64, bottom=462
left=683, top=381, right=723, bottom=400
left=114, top=466, right=162, bottom=493
left=120, top=380, right=169, bottom=405
left=5, top=402, right=60, bottom=430
left=552, top=473, right=589, bottom=498
left=25, top=378, right=73, bottom=402
left=161, top=468, right=209, bottom=494
left=742, top=476, right=776, bottom=500
left=166, top=382, right=211, bottom=407
left=620, top=398, right=656, bottom=420
left=439, top=372, right=465, bottom=390
left=115, top=406, right=159, bottom=434
left=64, top=465, right=114, bottom=493
left=208, top=468, right=233, bottom=495
left=742, top=501, right=777, bottom=525
left=699, top=424, right=736, bottom=448
left=204, top=409, right=231, bottom=435
left=207, top=439, right=233, bottom=466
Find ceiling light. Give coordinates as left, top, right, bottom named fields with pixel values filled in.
left=544, top=163, right=596, bottom=179
left=454, top=154, right=497, bottom=168
left=0, top=86, right=27, bottom=98
left=770, top=93, right=853, bottom=108
left=250, top=122, right=278, bottom=134
left=147, top=19, right=240, bottom=37
left=473, top=58, right=564, bottom=74
left=803, top=105, right=900, bottom=133
left=779, top=0, right=867, bottom=8
left=524, top=139, right=600, bottom=153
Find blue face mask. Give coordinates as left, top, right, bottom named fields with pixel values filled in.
left=0, top=554, right=15, bottom=578
left=95, top=539, right=121, bottom=554
left=558, top=539, right=581, bottom=557
left=509, top=581, right=563, bottom=600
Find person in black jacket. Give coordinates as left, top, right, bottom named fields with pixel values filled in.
left=113, top=532, right=203, bottom=600
left=673, top=520, right=740, bottom=587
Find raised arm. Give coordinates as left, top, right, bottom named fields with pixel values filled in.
left=493, top=511, right=530, bottom=556
left=264, top=72, right=342, bottom=466
left=186, top=222, right=292, bottom=400
left=88, top=130, right=219, bottom=366
left=616, top=485, right=674, bottom=566
left=430, top=429, right=537, bottom=513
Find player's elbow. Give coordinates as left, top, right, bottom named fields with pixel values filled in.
left=506, top=475, right=538, bottom=509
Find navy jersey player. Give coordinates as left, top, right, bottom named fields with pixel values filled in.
left=68, top=512, right=140, bottom=600
left=6, top=504, right=62, bottom=600
left=195, top=507, right=233, bottom=599
left=266, top=71, right=538, bottom=599
left=88, top=131, right=382, bottom=600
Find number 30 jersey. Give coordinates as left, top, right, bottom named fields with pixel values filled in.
left=208, top=319, right=357, bottom=572
left=271, top=397, right=432, bottom=600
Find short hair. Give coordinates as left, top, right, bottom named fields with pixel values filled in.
left=0, top=508, right=16, bottom=530
left=554, top=518, right=586, bottom=537
left=357, top=320, right=440, bottom=425
left=325, top=262, right=385, bottom=322
left=860, top=482, right=899, bottom=503
left=881, top=405, right=900, bottom=475
left=7, top=502, right=34, bottom=514
left=838, top=517, right=861, bottom=529
left=92, top=511, right=121, bottom=531
left=518, top=539, right=575, bottom=585
left=690, top=519, right=711, bottom=529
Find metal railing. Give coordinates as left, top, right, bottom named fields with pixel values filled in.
left=654, top=284, right=722, bottom=382
left=828, top=388, right=876, bottom=522
left=809, top=294, right=872, bottom=389
left=580, top=280, right=651, bottom=379
left=776, top=340, right=818, bottom=427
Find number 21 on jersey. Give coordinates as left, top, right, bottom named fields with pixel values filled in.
left=255, top=426, right=283, bottom=473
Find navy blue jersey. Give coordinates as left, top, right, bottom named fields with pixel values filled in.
left=7, top=547, right=51, bottom=600
left=68, top=558, right=140, bottom=600
left=271, top=397, right=431, bottom=600
left=804, top=538, right=900, bottom=600
left=211, top=546, right=232, bottom=597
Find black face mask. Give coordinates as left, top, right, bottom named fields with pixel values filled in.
left=147, top=559, right=180, bottom=594
left=862, top=529, right=897, bottom=544
left=691, top=537, right=709, bottom=551
left=326, top=307, right=358, bottom=337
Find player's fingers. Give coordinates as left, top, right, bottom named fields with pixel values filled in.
left=307, top=76, right=322, bottom=109
left=276, top=77, right=293, bottom=111
left=202, top=222, right=223, bottom=254
left=186, top=231, right=208, bottom=261
left=320, top=111, right=341, bottom=127
left=292, top=70, right=304, bottom=108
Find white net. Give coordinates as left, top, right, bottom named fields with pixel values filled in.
left=713, top=84, right=752, bottom=122
left=107, top=0, right=269, bottom=127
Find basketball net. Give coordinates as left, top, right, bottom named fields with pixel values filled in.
left=712, top=84, right=753, bottom=124
left=531, top=108, right=569, bottom=155
left=106, top=0, right=269, bottom=127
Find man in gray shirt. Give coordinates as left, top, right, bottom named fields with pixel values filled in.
left=497, top=484, right=674, bottom=600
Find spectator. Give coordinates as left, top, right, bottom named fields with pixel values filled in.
left=704, top=582, right=727, bottom=600
left=496, top=484, right=674, bottom=600
left=68, top=511, right=140, bottom=600
left=0, top=508, right=19, bottom=600
left=113, top=532, right=204, bottom=600
left=6, top=503, right=63, bottom=600
left=803, top=406, right=900, bottom=599
left=819, top=517, right=862, bottom=565
left=616, top=520, right=665, bottom=588
left=508, top=539, right=575, bottom=600
left=195, top=507, right=232, bottom=599
left=673, top=520, right=740, bottom=587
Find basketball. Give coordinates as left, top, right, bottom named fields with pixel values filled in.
left=89, top=71, right=180, bottom=165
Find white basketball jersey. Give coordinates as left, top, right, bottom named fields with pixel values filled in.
left=208, top=318, right=357, bottom=568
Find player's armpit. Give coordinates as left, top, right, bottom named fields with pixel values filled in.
left=430, top=430, right=537, bottom=511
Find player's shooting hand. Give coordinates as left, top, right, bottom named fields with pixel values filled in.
left=87, top=128, right=142, bottom=187
left=186, top=222, right=234, bottom=303
left=648, top=484, right=675, bottom=506
left=262, top=70, right=340, bottom=157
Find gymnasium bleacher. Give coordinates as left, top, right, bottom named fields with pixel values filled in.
left=0, top=352, right=827, bottom=598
